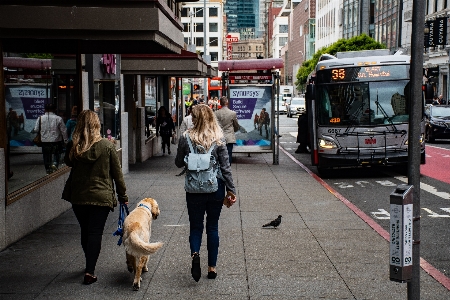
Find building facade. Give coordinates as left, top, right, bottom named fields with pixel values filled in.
left=232, top=39, right=265, bottom=59
left=0, top=0, right=214, bottom=250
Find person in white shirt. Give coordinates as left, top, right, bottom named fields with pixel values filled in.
left=180, top=104, right=196, bottom=133
left=34, top=103, right=68, bottom=174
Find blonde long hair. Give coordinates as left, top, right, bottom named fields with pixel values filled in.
left=70, top=110, right=103, bottom=159
left=188, top=104, right=224, bottom=150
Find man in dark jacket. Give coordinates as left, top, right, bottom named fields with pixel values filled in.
left=295, top=111, right=309, bottom=153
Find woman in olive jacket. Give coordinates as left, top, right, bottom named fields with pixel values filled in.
left=63, top=110, right=128, bottom=285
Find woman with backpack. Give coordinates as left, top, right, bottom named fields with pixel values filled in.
left=174, top=104, right=236, bottom=282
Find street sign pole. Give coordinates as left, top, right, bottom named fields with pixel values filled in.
left=408, top=0, right=426, bottom=299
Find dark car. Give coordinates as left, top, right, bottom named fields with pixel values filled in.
left=424, top=105, right=450, bottom=142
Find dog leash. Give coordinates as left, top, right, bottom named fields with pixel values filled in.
left=113, top=202, right=129, bottom=246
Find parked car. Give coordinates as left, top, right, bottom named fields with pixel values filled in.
left=287, top=97, right=306, bottom=118
left=424, top=104, right=450, bottom=142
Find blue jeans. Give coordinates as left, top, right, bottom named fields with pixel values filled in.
left=226, top=143, right=233, bottom=164
left=186, top=192, right=223, bottom=267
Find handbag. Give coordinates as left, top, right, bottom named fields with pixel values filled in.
left=33, top=117, right=42, bottom=147
left=171, top=132, right=177, bottom=145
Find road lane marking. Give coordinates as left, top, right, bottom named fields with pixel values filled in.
left=280, top=145, right=450, bottom=291
left=355, top=181, right=373, bottom=187
left=375, top=180, right=397, bottom=186
left=334, top=182, right=354, bottom=188
left=371, top=209, right=390, bottom=219
left=422, top=208, right=450, bottom=218
left=394, top=176, right=450, bottom=200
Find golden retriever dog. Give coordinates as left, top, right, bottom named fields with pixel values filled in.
left=123, top=198, right=163, bottom=291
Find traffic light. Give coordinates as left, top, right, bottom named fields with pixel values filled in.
left=193, top=84, right=200, bottom=90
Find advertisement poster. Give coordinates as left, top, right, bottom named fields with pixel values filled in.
left=229, top=84, right=272, bottom=152
left=5, top=84, right=50, bottom=147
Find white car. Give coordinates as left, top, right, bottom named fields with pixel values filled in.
left=287, top=97, right=306, bottom=118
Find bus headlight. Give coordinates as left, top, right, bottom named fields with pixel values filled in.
left=319, top=138, right=337, bottom=149
left=404, top=134, right=424, bottom=145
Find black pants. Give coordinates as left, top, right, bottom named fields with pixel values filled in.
left=161, top=134, right=171, bottom=153
left=72, top=204, right=110, bottom=274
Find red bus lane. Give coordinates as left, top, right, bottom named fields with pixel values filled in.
left=421, top=145, right=450, bottom=184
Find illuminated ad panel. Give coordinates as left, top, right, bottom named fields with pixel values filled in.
left=229, top=84, right=272, bottom=151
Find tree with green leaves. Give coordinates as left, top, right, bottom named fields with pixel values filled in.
left=295, top=34, right=385, bottom=91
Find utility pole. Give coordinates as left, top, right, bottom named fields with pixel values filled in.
left=408, top=0, right=425, bottom=299
left=203, top=0, right=208, bottom=99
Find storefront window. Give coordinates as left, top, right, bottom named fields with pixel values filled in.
left=4, top=54, right=77, bottom=194
left=93, top=81, right=121, bottom=140
left=144, top=77, right=157, bottom=138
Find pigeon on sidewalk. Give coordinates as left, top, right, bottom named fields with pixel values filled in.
left=262, top=215, right=282, bottom=228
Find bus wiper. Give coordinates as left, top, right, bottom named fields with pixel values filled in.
left=375, top=89, right=398, bottom=133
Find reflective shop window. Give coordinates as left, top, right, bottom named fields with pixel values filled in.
left=93, top=81, right=121, bottom=141
left=144, top=77, right=157, bottom=138
left=4, top=53, right=77, bottom=194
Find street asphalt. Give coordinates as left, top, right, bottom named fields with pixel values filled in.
left=0, top=149, right=449, bottom=299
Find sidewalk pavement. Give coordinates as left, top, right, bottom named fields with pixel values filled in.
left=0, top=150, right=449, bottom=300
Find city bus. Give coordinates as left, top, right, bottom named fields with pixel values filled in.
left=305, top=50, right=426, bottom=175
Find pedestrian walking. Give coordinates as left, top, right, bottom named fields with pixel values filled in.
left=180, top=102, right=196, bottom=133
left=175, top=104, right=236, bottom=281
left=156, top=106, right=176, bottom=155
left=65, top=106, right=78, bottom=142
left=33, top=103, right=68, bottom=174
left=215, top=96, right=240, bottom=164
left=63, top=110, right=128, bottom=285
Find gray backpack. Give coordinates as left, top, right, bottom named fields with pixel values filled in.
left=184, top=135, right=219, bottom=193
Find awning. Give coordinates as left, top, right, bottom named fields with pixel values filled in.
left=218, top=58, right=284, bottom=71
left=121, top=50, right=216, bottom=77
left=0, top=3, right=184, bottom=54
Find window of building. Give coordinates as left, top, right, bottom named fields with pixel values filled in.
left=184, top=37, right=189, bottom=45
left=279, top=37, right=288, bottom=46
left=209, top=7, right=218, bottom=17
left=183, top=23, right=189, bottom=32
left=195, top=23, right=203, bottom=32
left=279, top=24, right=288, bottom=33
left=300, top=25, right=303, bottom=36
left=248, top=46, right=251, bottom=51
left=209, top=23, right=218, bottom=32
left=181, top=7, right=189, bottom=17
left=194, top=7, right=203, bottom=17
left=210, top=52, right=219, bottom=61
left=209, top=37, right=218, bottom=46
left=195, top=37, right=204, bottom=47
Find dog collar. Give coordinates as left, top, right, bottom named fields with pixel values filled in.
left=138, top=203, right=151, bottom=212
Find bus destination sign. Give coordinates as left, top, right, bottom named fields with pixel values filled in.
left=320, top=65, right=408, bottom=83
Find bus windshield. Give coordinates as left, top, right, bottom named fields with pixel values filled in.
left=316, top=80, right=410, bottom=126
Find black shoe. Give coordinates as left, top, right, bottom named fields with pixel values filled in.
left=168, top=149, right=171, bottom=155
left=207, top=271, right=217, bottom=279
left=191, top=253, right=201, bottom=282
left=83, top=273, right=97, bottom=285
